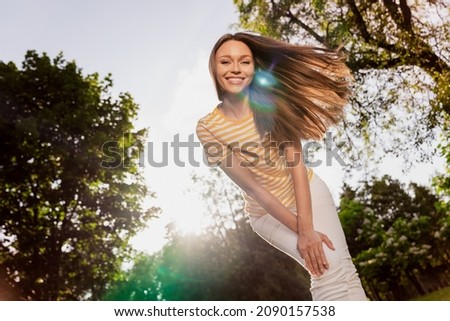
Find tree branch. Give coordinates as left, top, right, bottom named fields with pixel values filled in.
left=221, top=178, right=241, bottom=232
left=285, top=9, right=326, bottom=45
left=345, top=0, right=372, bottom=42
left=383, top=0, right=414, bottom=34
left=347, top=55, right=404, bottom=71
left=399, top=0, right=413, bottom=32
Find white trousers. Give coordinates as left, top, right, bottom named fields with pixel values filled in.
left=249, top=173, right=367, bottom=301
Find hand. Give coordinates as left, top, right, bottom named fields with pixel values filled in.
left=297, top=230, right=335, bottom=277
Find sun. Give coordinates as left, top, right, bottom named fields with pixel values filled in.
left=132, top=164, right=215, bottom=254
left=167, top=192, right=211, bottom=235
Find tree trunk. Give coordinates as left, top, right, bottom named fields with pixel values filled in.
left=406, top=270, right=426, bottom=296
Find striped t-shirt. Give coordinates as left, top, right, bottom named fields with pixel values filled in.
left=196, top=105, right=314, bottom=217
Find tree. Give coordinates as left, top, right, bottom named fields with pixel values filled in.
left=0, top=51, right=159, bottom=300
left=234, top=0, right=450, bottom=172
left=338, top=174, right=450, bottom=300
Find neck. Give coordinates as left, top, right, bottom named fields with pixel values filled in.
left=220, top=93, right=251, bottom=119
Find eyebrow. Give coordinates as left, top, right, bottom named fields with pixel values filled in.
left=217, top=54, right=253, bottom=59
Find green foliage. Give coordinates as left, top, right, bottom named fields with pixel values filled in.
left=0, top=51, right=159, bottom=300
left=338, top=175, right=450, bottom=300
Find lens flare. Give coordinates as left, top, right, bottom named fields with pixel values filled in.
left=254, top=69, right=277, bottom=87
left=250, top=69, right=277, bottom=113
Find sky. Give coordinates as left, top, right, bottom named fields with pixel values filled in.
left=1, top=0, right=445, bottom=254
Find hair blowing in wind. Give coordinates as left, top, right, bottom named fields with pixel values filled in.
left=209, top=32, right=353, bottom=150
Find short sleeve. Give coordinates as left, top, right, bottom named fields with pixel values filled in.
left=196, top=121, right=233, bottom=167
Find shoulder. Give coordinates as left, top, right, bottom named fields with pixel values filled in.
left=196, top=107, right=221, bottom=143
left=197, top=108, right=217, bottom=127
left=196, top=107, right=230, bottom=162
left=196, top=106, right=222, bottom=134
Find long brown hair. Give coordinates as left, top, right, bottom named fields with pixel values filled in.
left=209, top=32, right=352, bottom=150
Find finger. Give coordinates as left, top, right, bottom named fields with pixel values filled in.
left=299, top=247, right=321, bottom=276
left=302, top=250, right=316, bottom=276
left=306, top=259, right=317, bottom=276
left=315, top=247, right=328, bottom=271
left=321, top=234, right=335, bottom=250
left=308, top=251, right=321, bottom=276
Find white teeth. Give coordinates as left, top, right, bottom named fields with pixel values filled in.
left=227, top=78, right=244, bottom=84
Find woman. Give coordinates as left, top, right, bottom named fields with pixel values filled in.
left=196, top=32, right=366, bottom=301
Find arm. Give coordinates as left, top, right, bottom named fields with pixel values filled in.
left=284, top=142, right=335, bottom=276
left=217, top=152, right=299, bottom=233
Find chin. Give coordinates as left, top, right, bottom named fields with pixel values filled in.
left=225, top=86, right=249, bottom=96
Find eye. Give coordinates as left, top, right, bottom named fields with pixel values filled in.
left=241, top=60, right=252, bottom=65
left=219, top=60, right=231, bottom=65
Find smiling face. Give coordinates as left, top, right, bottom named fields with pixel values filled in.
left=214, top=40, right=255, bottom=97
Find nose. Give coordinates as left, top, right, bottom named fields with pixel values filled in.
left=230, top=62, right=241, bottom=73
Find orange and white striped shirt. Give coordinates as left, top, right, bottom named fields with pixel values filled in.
left=196, top=105, right=314, bottom=217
